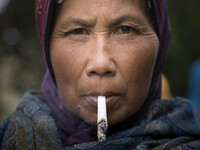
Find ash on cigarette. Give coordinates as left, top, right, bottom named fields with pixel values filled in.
left=97, top=119, right=107, bottom=142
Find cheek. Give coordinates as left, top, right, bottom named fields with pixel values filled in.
left=50, top=41, right=85, bottom=112
left=113, top=38, right=158, bottom=93
left=50, top=41, right=85, bottom=86
left=112, top=39, right=158, bottom=118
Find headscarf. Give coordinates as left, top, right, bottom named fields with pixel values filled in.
left=35, top=0, right=170, bottom=145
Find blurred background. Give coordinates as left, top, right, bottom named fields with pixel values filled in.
left=0, top=0, right=200, bottom=122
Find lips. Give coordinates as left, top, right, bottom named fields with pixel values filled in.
left=83, top=92, right=121, bottom=108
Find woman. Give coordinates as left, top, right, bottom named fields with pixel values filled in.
left=1, top=0, right=200, bottom=149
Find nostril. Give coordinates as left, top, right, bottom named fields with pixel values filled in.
left=90, top=71, right=97, bottom=75
left=89, top=70, right=115, bottom=77
left=104, top=71, right=113, bottom=76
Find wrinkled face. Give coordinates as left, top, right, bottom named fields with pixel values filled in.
left=50, top=0, right=159, bottom=125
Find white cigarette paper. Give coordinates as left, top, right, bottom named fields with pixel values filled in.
left=97, top=96, right=108, bottom=142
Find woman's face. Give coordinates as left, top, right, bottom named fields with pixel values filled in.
left=50, top=0, right=159, bottom=125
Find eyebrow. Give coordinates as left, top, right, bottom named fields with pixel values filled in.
left=58, top=18, right=96, bottom=29
left=58, top=14, right=145, bottom=29
left=108, top=14, right=145, bottom=27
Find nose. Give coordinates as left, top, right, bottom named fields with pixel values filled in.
left=86, top=39, right=116, bottom=77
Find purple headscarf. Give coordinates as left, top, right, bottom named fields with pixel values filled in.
left=36, top=0, right=170, bottom=145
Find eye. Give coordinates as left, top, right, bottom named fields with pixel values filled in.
left=114, top=26, right=136, bottom=35
left=68, top=28, right=89, bottom=35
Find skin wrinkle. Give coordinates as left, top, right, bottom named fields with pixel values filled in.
left=54, top=0, right=150, bottom=34
left=50, top=0, right=159, bottom=125
left=55, top=16, right=149, bottom=39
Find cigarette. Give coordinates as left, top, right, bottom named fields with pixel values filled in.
left=97, top=96, right=108, bottom=142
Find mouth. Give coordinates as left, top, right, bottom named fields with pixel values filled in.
left=83, top=92, right=121, bottom=108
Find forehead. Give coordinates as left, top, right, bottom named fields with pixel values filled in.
left=57, top=0, right=147, bottom=18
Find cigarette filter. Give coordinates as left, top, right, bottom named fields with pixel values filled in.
left=97, top=96, right=108, bottom=142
